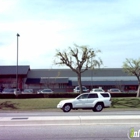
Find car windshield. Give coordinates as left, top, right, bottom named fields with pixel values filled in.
left=24, top=89, right=32, bottom=92
left=3, top=89, right=14, bottom=92
left=43, top=89, right=51, bottom=92
left=94, top=89, right=103, bottom=92
left=111, top=89, right=120, bottom=92
left=76, top=87, right=86, bottom=90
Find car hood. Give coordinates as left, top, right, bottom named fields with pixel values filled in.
left=60, top=99, right=75, bottom=103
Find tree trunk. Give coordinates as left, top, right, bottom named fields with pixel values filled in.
left=136, top=84, right=140, bottom=97
left=77, top=73, right=82, bottom=94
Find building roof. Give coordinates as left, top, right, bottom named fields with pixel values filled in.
left=72, top=80, right=138, bottom=86
left=0, top=65, right=30, bottom=75
left=69, top=76, right=137, bottom=81
left=27, top=68, right=130, bottom=78
left=26, top=68, right=138, bottom=85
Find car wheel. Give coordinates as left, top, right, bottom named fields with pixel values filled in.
left=93, top=103, right=103, bottom=112
left=63, top=104, right=72, bottom=112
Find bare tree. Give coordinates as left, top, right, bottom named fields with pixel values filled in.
left=54, top=44, right=103, bottom=93
left=123, top=58, right=140, bottom=97
left=115, top=80, right=123, bottom=92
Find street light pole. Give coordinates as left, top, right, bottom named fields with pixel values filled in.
left=90, top=51, right=94, bottom=90
left=16, top=33, right=20, bottom=92
left=91, top=58, right=93, bottom=89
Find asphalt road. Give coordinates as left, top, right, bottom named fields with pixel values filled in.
left=0, top=124, right=140, bottom=140
left=0, top=110, right=140, bottom=140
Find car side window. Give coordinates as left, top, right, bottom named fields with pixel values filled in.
left=78, top=94, right=89, bottom=99
left=101, top=93, right=110, bottom=97
left=88, top=94, right=98, bottom=98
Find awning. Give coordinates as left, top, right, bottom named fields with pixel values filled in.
left=40, top=77, right=69, bottom=84
left=26, top=78, right=40, bottom=84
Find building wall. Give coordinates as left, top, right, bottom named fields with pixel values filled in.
left=0, top=76, right=24, bottom=90
left=0, top=68, right=139, bottom=92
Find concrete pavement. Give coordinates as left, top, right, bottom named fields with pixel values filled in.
left=0, top=115, right=140, bottom=126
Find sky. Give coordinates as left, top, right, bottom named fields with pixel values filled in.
left=0, top=0, right=140, bottom=69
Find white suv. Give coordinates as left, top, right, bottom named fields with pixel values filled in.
left=57, top=92, right=111, bottom=112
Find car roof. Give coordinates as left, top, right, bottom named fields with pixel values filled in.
left=110, top=88, right=120, bottom=90
left=75, top=86, right=86, bottom=87
left=92, top=88, right=104, bottom=90
left=78, top=92, right=111, bottom=98
left=3, top=88, right=14, bottom=91
left=81, top=92, right=110, bottom=94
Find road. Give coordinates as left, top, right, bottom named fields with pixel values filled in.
left=0, top=110, right=140, bottom=140
left=0, top=124, right=140, bottom=140
left=0, top=110, right=140, bottom=117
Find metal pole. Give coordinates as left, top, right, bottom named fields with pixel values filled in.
left=91, top=66, right=92, bottom=89
left=91, top=57, right=93, bottom=89
left=16, top=33, right=20, bottom=92
left=91, top=51, right=94, bottom=89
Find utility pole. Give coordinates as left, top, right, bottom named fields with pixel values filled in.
left=16, top=33, right=20, bottom=93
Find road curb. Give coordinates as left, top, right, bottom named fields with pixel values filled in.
left=0, top=108, right=140, bottom=113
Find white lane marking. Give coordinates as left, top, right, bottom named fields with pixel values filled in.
left=0, top=115, right=140, bottom=122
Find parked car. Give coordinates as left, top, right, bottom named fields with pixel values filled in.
left=57, top=92, right=111, bottom=112
left=2, top=88, right=15, bottom=94
left=73, top=86, right=89, bottom=93
left=107, top=88, right=121, bottom=93
left=1, top=88, right=21, bottom=95
left=21, top=89, right=34, bottom=94
left=90, top=88, right=105, bottom=93
left=128, top=90, right=137, bottom=93
left=37, top=89, right=53, bottom=94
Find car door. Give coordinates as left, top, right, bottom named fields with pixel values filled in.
left=73, top=93, right=89, bottom=108
left=85, top=93, right=98, bottom=108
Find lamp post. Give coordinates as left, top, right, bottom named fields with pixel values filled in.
left=16, top=33, right=20, bottom=92
left=91, top=59, right=93, bottom=89
left=90, top=51, right=94, bottom=90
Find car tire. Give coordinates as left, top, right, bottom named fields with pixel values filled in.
left=62, top=104, right=72, bottom=112
left=93, top=103, right=103, bottom=112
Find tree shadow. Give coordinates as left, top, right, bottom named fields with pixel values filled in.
left=0, top=101, right=18, bottom=109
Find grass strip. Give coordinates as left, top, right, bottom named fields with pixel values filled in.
left=0, top=97, right=140, bottom=111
